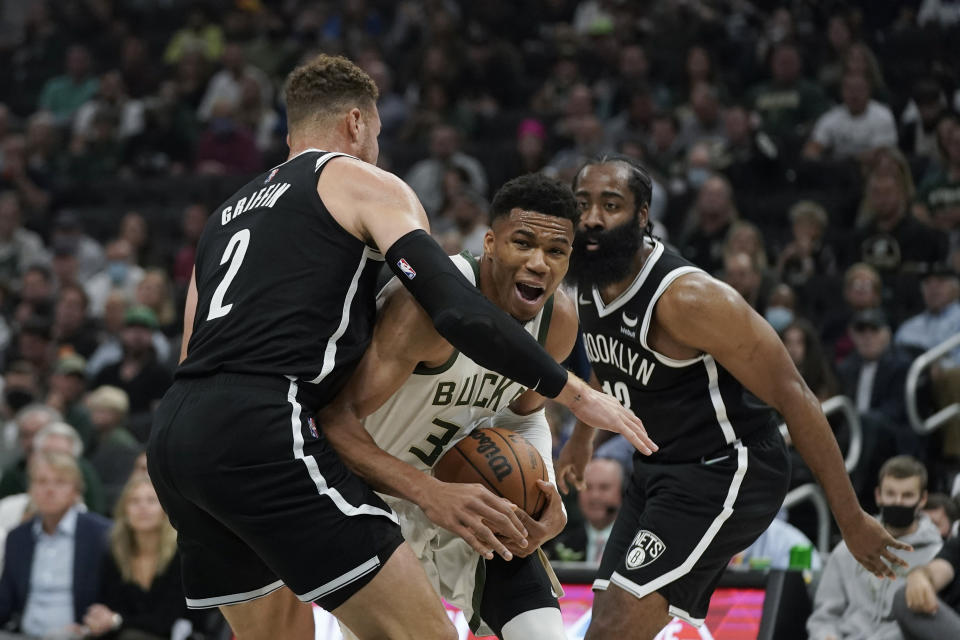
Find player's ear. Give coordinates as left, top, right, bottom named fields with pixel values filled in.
left=482, top=228, right=496, bottom=258
left=638, top=202, right=650, bottom=230
left=346, top=108, right=363, bottom=142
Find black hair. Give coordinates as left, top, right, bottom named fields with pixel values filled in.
left=489, top=173, right=579, bottom=228
left=572, top=154, right=655, bottom=237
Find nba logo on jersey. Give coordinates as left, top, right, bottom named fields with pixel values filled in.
left=307, top=417, right=319, bottom=438
left=264, top=168, right=279, bottom=184
left=397, top=258, right=417, bottom=280
left=625, top=530, right=666, bottom=570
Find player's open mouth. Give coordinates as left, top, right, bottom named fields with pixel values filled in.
left=516, top=282, right=544, bottom=302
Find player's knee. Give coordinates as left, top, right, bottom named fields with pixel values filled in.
left=501, top=607, right=565, bottom=640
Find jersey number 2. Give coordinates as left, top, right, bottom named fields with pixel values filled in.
left=207, top=229, right=251, bottom=320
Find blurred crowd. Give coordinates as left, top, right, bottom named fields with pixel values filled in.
left=0, top=0, right=959, bottom=637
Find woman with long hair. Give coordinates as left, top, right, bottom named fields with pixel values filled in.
left=81, top=473, right=186, bottom=639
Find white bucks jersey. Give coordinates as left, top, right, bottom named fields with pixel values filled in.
left=363, top=252, right=554, bottom=472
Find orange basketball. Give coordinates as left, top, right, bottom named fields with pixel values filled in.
left=434, top=427, right=548, bottom=518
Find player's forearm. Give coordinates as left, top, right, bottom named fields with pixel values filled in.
left=320, top=410, right=436, bottom=505
left=781, top=383, right=862, bottom=529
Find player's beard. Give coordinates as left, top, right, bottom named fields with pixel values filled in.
left=568, top=212, right=643, bottom=288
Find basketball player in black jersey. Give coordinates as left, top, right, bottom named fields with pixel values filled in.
left=557, top=155, right=911, bottom=640
left=147, top=56, right=654, bottom=640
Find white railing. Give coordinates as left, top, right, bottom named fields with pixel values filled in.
left=782, top=483, right=831, bottom=555
left=779, top=394, right=862, bottom=473
left=906, top=332, right=960, bottom=434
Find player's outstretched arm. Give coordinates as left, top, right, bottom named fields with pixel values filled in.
left=319, top=281, right=528, bottom=561
left=658, top=273, right=911, bottom=578
left=318, top=158, right=656, bottom=452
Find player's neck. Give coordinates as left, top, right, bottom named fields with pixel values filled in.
left=597, top=243, right=653, bottom=305
left=287, top=129, right=354, bottom=160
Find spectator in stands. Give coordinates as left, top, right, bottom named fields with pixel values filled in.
left=0, top=450, right=110, bottom=637
left=549, top=458, right=623, bottom=563
left=546, top=115, right=610, bottom=182
left=23, top=110, right=59, bottom=181
left=52, top=284, right=99, bottom=359
left=405, top=124, right=488, bottom=217
left=37, top=45, right=99, bottom=125
left=171, top=203, right=207, bottom=288
left=715, top=103, right=782, bottom=197
left=8, top=315, right=54, bottom=381
left=817, top=13, right=855, bottom=98
left=0, top=362, right=41, bottom=466
left=85, top=239, right=144, bottom=318
left=50, top=238, right=82, bottom=290
left=85, top=386, right=140, bottom=515
left=679, top=174, right=738, bottom=275
left=723, top=251, right=774, bottom=314
left=73, top=70, right=145, bottom=142
left=197, top=42, right=271, bottom=122
left=0, top=404, right=57, bottom=499
left=49, top=210, right=106, bottom=283
left=895, top=263, right=960, bottom=365
left=163, top=7, right=224, bottom=65
left=822, top=262, right=884, bottom=362
left=92, top=306, right=172, bottom=443
left=749, top=41, right=830, bottom=152
left=604, top=87, right=655, bottom=152
left=62, top=107, right=126, bottom=184
left=839, top=309, right=922, bottom=504
left=0, top=134, right=51, bottom=220
left=777, top=200, right=839, bottom=316
left=841, top=43, right=890, bottom=105
left=0, top=192, right=48, bottom=290
left=45, top=354, right=94, bottom=448
left=646, top=111, right=683, bottom=179
left=134, top=269, right=177, bottom=337
left=678, top=82, right=725, bottom=150
left=893, top=525, right=960, bottom=638
left=361, top=58, right=408, bottom=145
left=900, top=79, right=949, bottom=164
left=804, top=72, right=897, bottom=162
left=235, top=75, right=280, bottom=154
left=808, top=455, right=942, bottom=640
left=915, top=119, right=960, bottom=228
left=782, top=319, right=839, bottom=400
left=434, top=189, right=489, bottom=258
left=194, top=100, right=262, bottom=176
left=118, top=212, right=149, bottom=268
left=82, top=473, right=186, bottom=639
left=921, top=493, right=959, bottom=540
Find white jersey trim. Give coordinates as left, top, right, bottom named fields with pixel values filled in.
left=607, top=442, right=748, bottom=600
left=668, top=605, right=706, bottom=628
left=308, top=245, right=381, bottom=385
left=638, top=265, right=705, bottom=368
left=704, top=355, right=738, bottom=444
left=185, top=579, right=285, bottom=609
left=286, top=379, right=398, bottom=523
left=297, top=555, right=381, bottom=603
left=593, top=239, right=664, bottom=318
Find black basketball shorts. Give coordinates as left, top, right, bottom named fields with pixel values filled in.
left=146, top=373, right=404, bottom=612
left=594, top=426, right=790, bottom=626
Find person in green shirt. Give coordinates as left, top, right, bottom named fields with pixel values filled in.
left=38, top=45, right=99, bottom=125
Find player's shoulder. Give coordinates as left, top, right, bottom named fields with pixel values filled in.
left=658, top=270, right=741, bottom=318
left=319, top=155, right=412, bottom=199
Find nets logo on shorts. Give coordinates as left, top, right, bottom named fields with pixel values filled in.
left=625, top=530, right=666, bottom=570
left=397, top=258, right=417, bottom=279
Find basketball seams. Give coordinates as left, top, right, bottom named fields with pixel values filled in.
left=450, top=446, right=506, bottom=499
left=488, top=429, right=527, bottom=511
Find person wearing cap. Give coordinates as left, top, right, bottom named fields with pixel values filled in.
left=46, top=353, right=95, bottom=451
left=838, top=308, right=922, bottom=508
left=91, top=306, right=172, bottom=442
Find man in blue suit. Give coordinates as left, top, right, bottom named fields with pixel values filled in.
left=0, top=449, right=111, bottom=636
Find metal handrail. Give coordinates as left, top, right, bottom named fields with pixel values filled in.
left=779, top=394, right=862, bottom=473
left=783, top=483, right=831, bottom=556
left=906, top=332, right=960, bottom=434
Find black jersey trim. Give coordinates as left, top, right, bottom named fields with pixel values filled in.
left=413, top=350, right=460, bottom=375
left=594, top=239, right=664, bottom=318
left=537, top=295, right=554, bottom=347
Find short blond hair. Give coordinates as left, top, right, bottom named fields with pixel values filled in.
left=28, top=450, right=85, bottom=495
left=87, top=385, right=130, bottom=417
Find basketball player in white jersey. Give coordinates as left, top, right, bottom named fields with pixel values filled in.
left=320, top=173, right=592, bottom=639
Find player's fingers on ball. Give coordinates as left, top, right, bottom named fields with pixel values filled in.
left=480, top=504, right=527, bottom=541
left=459, top=528, right=493, bottom=559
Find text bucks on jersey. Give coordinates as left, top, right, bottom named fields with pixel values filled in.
left=363, top=253, right=551, bottom=472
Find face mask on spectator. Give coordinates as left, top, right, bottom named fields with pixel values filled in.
left=108, top=261, right=129, bottom=285
left=765, top=306, right=794, bottom=333
left=4, top=388, right=34, bottom=412
left=881, top=502, right=920, bottom=529
left=687, top=167, right=710, bottom=189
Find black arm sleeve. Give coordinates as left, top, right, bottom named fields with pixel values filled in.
left=385, top=229, right=568, bottom=398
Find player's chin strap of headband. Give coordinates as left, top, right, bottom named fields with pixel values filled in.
left=386, top=229, right=568, bottom=398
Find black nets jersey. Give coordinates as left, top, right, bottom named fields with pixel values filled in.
left=575, top=239, right=776, bottom=462
left=178, top=150, right=383, bottom=408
